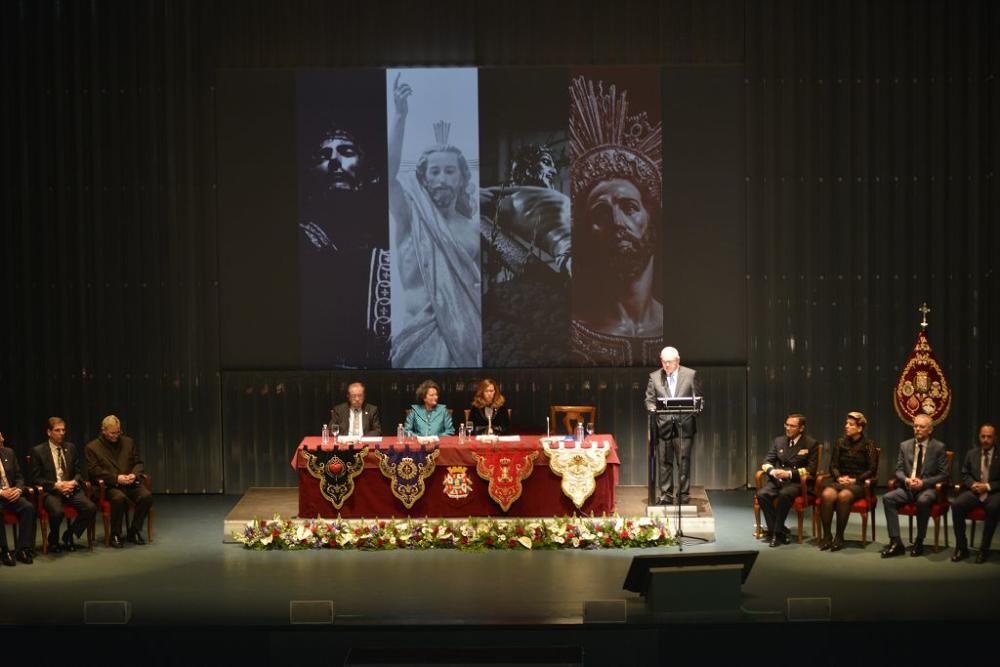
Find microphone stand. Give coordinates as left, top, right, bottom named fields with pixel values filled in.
left=651, top=396, right=707, bottom=549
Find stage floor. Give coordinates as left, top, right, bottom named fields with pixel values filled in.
left=223, top=486, right=717, bottom=543
left=3, top=490, right=997, bottom=632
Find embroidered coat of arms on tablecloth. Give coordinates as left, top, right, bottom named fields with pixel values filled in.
left=301, top=446, right=369, bottom=510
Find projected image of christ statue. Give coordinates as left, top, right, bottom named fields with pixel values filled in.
left=387, top=69, right=482, bottom=368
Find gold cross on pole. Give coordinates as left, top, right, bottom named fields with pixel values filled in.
left=918, top=302, right=931, bottom=329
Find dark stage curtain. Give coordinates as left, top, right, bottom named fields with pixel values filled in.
left=3, top=0, right=996, bottom=494
left=745, top=0, right=1000, bottom=480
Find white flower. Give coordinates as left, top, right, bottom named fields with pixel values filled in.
left=260, top=534, right=273, bottom=546
left=517, top=536, right=533, bottom=550
left=571, top=537, right=580, bottom=547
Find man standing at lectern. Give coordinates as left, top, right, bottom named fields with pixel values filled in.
left=645, top=346, right=698, bottom=505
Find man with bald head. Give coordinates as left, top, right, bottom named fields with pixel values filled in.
left=85, top=415, right=152, bottom=548
left=644, top=346, right=699, bottom=505
left=950, top=423, right=1000, bottom=563
left=881, top=413, right=948, bottom=558
left=328, top=382, right=381, bottom=437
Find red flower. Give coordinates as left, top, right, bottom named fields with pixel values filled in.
left=604, top=537, right=612, bottom=545
left=460, top=536, right=468, bottom=545
left=486, top=537, right=494, bottom=545
left=509, top=539, right=517, bottom=547
left=515, top=526, right=525, bottom=535
left=378, top=520, right=386, bottom=529
left=353, top=528, right=361, bottom=536
left=377, top=538, right=385, bottom=546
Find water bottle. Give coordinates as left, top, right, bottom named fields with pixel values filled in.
left=396, top=423, right=404, bottom=443
left=458, top=422, right=466, bottom=444
left=321, top=424, right=329, bottom=446
left=575, top=421, right=584, bottom=444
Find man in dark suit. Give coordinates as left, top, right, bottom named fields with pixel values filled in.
left=29, top=417, right=96, bottom=553
left=950, top=423, right=1000, bottom=564
left=880, top=413, right=949, bottom=558
left=85, top=415, right=152, bottom=548
left=328, top=382, right=381, bottom=437
left=644, top=346, right=698, bottom=505
left=756, top=414, right=820, bottom=547
left=0, top=431, right=35, bottom=565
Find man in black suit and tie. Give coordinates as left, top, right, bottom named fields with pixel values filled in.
left=644, top=346, right=698, bottom=505
left=30, top=417, right=96, bottom=553
left=328, top=382, right=381, bottom=437
left=756, top=414, right=820, bottom=547
left=881, top=413, right=949, bottom=558
left=950, top=423, right=1000, bottom=564
left=0, top=431, right=36, bottom=565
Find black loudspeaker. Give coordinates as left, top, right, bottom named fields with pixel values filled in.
left=622, top=550, right=758, bottom=615
left=289, top=600, right=335, bottom=624
left=84, top=601, right=131, bottom=624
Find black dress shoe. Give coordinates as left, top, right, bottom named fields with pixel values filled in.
left=61, top=529, right=78, bottom=552
left=1, top=550, right=15, bottom=567
left=769, top=532, right=791, bottom=547
left=880, top=540, right=905, bottom=558
left=15, top=549, right=33, bottom=565
left=110, top=535, right=124, bottom=549
left=127, top=531, right=146, bottom=545
left=950, top=547, right=970, bottom=562
left=830, top=536, right=845, bottom=552
left=975, top=549, right=991, bottom=564
left=817, top=537, right=831, bottom=551
left=909, top=541, right=925, bottom=557
left=47, top=543, right=63, bottom=554
left=61, top=540, right=78, bottom=553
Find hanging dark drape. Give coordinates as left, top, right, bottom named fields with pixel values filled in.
left=746, top=0, right=999, bottom=478
left=2, top=0, right=995, bottom=494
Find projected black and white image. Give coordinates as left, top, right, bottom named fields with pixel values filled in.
left=386, top=68, right=481, bottom=369
left=569, top=68, right=663, bottom=366
left=479, top=68, right=572, bottom=367
left=297, top=70, right=390, bottom=368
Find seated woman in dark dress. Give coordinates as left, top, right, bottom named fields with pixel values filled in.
left=817, top=411, right=878, bottom=551
left=468, top=378, right=511, bottom=436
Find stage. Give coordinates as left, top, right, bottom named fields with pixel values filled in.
left=222, top=485, right=718, bottom=543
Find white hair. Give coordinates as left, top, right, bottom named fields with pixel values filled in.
left=659, top=346, right=680, bottom=362
left=101, top=415, right=121, bottom=430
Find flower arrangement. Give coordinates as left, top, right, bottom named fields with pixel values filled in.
left=234, top=515, right=674, bottom=551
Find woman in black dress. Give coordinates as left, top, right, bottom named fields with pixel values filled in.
left=468, top=378, right=511, bottom=436
left=817, top=411, right=878, bottom=551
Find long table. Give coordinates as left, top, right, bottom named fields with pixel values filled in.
left=292, top=435, right=619, bottom=518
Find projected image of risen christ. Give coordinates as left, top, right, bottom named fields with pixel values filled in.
left=388, top=72, right=482, bottom=368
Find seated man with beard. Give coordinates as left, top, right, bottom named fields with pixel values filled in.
left=568, top=75, right=663, bottom=366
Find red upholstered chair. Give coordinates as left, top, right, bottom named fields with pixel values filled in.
left=812, top=447, right=881, bottom=545
left=886, top=450, right=954, bottom=551
left=753, top=443, right=823, bottom=543
left=966, top=506, right=988, bottom=547
left=97, top=474, right=154, bottom=546
left=36, top=483, right=96, bottom=554
left=3, top=487, right=35, bottom=549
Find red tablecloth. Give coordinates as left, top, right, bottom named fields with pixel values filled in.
left=293, top=435, right=619, bottom=518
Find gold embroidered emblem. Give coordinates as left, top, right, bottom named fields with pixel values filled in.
left=301, top=446, right=368, bottom=510
left=376, top=447, right=440, bottom=509
left=542, top=442, right=611, bottom=509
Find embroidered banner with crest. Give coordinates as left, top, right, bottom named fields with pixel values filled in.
left=894, top=327, right=952, bottom=425
left=473, top=448, right=538, bottom=511
left=375, top=445, right=440, bottom=509
left=542, top=441, right=611, bottom=509
left=300, top=446, right=369, bottom=510
left=442, top=466, right=473, bottom=500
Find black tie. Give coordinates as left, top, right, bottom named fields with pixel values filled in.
left=915, top=444, right=924, bottom=476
